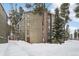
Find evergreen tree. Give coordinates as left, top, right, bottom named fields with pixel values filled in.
left=60, top=3, right=70, bottom=41
left=77, top=29, right=79, bottom=39
left=19, top=6, right=24, bottom=16
left=60, top=3, right=70, bottom=23
left=18, top=6, right=24, bottom=21
left=70, top=34, right=73, bottom=40
left=53, top=8, right=65, bottom=44
left=74, top=4, right=79, bottom=39
left=64, top=25, right=70, bottom=40
left=74, top=30, right=77, bottom=39
left=74, top=3, right=79, bottom=18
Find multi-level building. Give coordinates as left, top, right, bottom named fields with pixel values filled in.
left=47, top=13, right=55, bottom=42
left=0, top=4, right=8, bottom=43
left=16, top=11, right=54, bottom=43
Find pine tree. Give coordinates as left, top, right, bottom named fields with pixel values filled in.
left=77, top=29, right=79, bottom=39
left=60, top=3, right=70, bottom=41
left=74, top=3, right=79, bottom=17
left=74, top=4, right=79, bottom=40
left=74, top=30, right=77, bottom=39
left=52, top=8, right=65, bottom=44
left=64, top=25, right=70, bottom=40
left=60, top=3, right=70, bottom=23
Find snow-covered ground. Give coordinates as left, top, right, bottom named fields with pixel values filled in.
left=0, top=40, right=79, bottom=56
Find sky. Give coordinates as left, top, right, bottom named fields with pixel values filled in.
left=2, top=3, right=79, bottom=34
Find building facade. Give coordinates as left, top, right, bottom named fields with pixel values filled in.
left=47, top=13, right=55, bottom=42
left=0, top=4, right=8, bottom=43
left=16, top=12, right=54, bottom=43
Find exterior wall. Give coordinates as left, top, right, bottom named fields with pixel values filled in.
left=0, top=4, right=8, bottom=43
left=48, top=14, right=55, bottom=41
left=17, top=12, right=43, bottom=43
left=24, top=13, right=43, bottom=43
left=16, top=12, right=54, bottom=43
left=43, top=12, right=48, bottom=42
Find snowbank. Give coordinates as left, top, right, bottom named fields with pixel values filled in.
left=0, top=40, right=79, bottom=56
